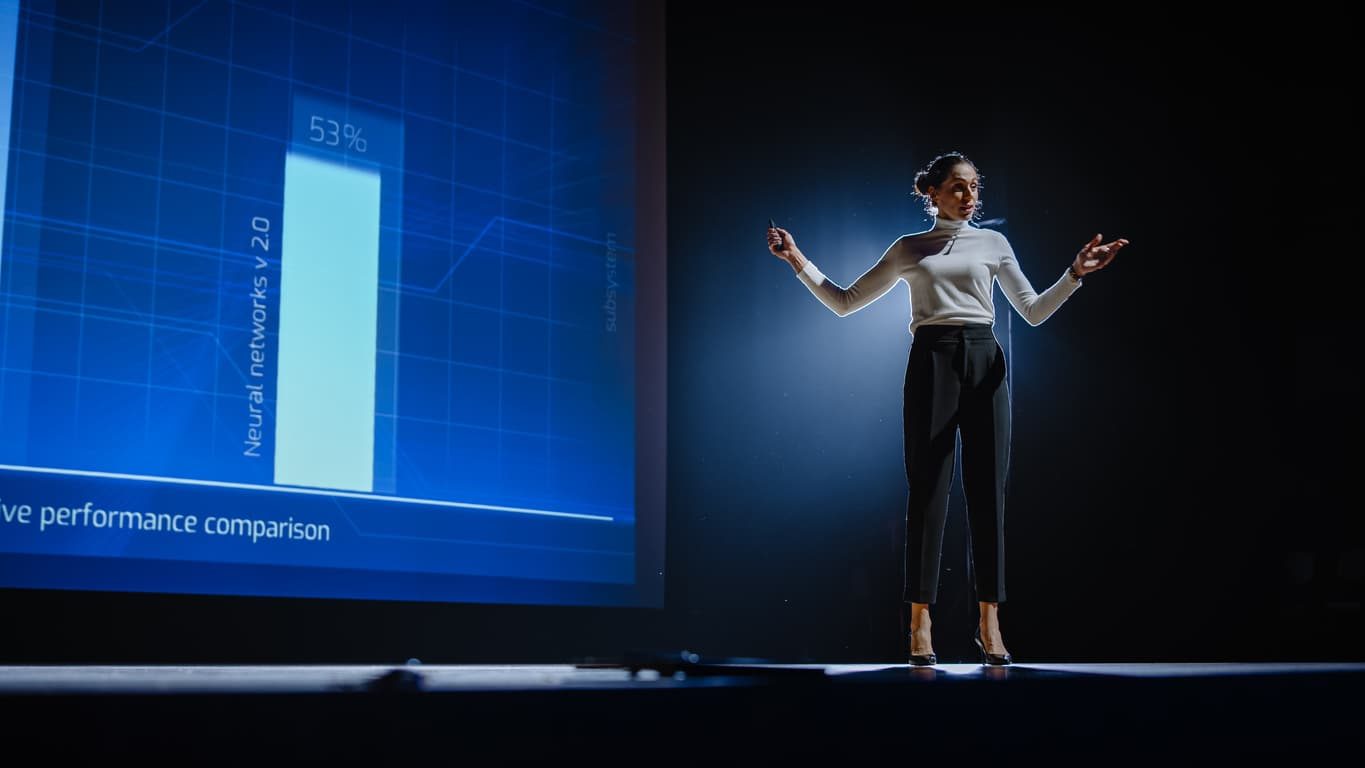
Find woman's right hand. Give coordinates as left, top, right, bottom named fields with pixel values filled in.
left=767, top=226, right=804, bottom=270
left=767, top=225, right=789, bottom=255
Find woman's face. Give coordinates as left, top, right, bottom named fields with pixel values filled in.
left=927, top=163, right=980, bottom=221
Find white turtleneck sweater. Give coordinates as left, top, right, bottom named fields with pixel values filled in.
left=794, top=217, right=1082, bottom=334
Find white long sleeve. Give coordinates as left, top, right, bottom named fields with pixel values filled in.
left=793, top=217, right=1081, bottom=333
left=994, top=232, right=1082, bottom=327
left=793, top=248, right=902, bottom=317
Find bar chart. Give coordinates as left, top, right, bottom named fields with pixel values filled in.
left=275, top=151, right=381, bottom=492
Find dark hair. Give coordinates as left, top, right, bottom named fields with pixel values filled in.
left=912, top=151, right=982, bottom=216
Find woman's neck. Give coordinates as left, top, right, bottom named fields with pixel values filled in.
left=933, top=215, right=970, bottom=230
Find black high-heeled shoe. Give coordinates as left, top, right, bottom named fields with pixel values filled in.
left=973, top=628, right=1013, bottom=666
left=908, top=631, right=937, bottom=666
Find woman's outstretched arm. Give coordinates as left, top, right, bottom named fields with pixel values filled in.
left=768, top=225, right=901, bottom=317
left=996, top=231, right=1127, bottom=326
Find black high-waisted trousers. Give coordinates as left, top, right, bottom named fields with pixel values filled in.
left=902, top=322, right=1010, bottom=605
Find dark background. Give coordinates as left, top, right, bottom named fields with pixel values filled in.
left=3, top=4, right=1358, bottom=664
left=662, top=4, right=1359, bottom=663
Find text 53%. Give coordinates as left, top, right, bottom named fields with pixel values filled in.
left=308, top=115, right=367, bottom=152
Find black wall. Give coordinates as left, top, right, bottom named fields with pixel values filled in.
left=662, top=4, right=1360, bottom=662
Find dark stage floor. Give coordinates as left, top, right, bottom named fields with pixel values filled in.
left=3, top=662, right=1360, bottom=759
left=4, top=661, right=1365, bottom=692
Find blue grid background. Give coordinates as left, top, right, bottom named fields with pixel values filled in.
left=0, top=0, right=645, bottom=603
left=1, top=0, right=637, bottom=518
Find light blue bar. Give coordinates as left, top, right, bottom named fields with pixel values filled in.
left=1, top=0, right=20, bottom=282
left=275, top=153, right=381, bottom=492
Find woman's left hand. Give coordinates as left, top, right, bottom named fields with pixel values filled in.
left=1073, top=233, right=1129, bottom=276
